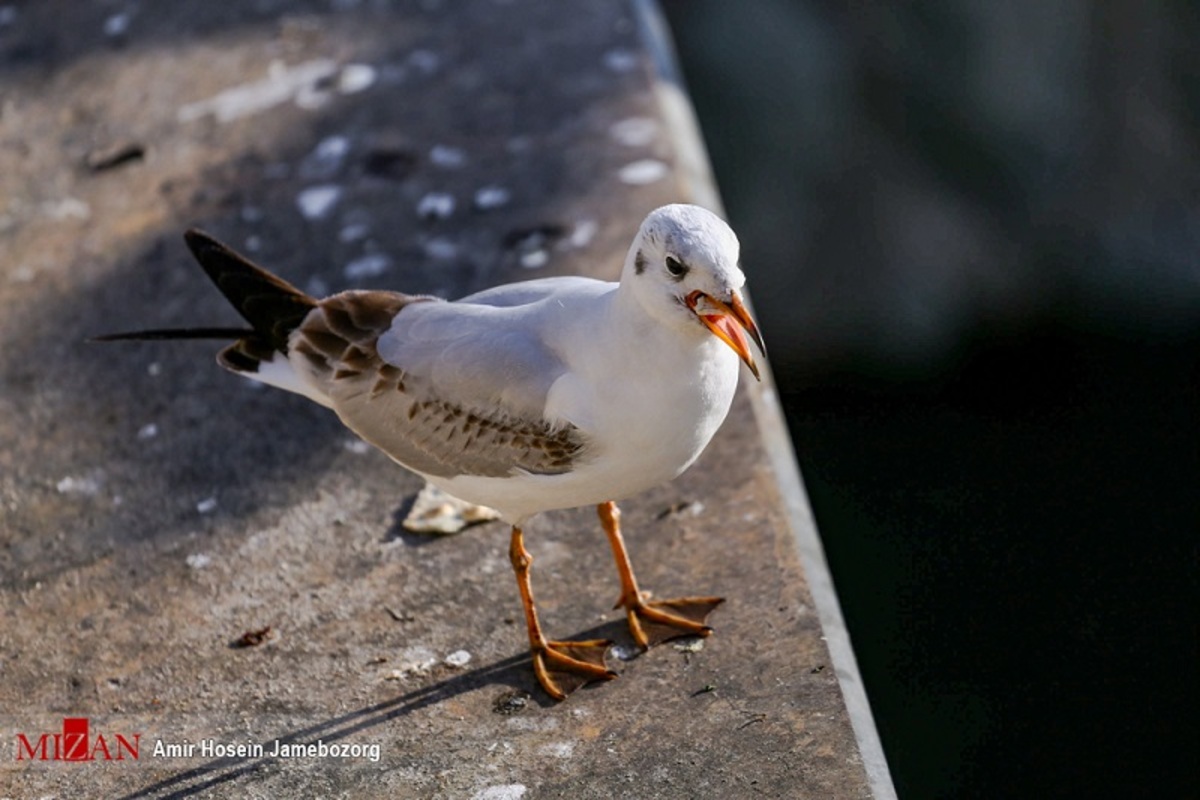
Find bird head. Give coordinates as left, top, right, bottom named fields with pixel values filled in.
left=623, top=204, right=765, bottom=380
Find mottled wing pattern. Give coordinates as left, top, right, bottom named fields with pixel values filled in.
left=292, top=291, right=587, bottom=479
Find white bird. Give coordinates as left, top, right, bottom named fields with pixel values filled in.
left=99, top=204, right=765, bottom=700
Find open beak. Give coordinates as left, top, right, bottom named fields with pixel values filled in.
left=686, top=290, right=766, bottom=380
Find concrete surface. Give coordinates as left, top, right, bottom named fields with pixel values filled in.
left=0, top=1, right=874, bottom=797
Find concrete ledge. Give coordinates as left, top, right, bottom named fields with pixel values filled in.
left=0, top=1, right=877, bottom=796
left=630, top=2, right=894, bottom=795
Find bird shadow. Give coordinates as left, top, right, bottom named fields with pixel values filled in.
left=118, top=619, right=636, bottom=800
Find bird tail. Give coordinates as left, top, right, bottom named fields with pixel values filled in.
left=94, top=230, right=318, bottom=377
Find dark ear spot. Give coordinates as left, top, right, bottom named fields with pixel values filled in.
left=634, top=249, right=647, bottom=274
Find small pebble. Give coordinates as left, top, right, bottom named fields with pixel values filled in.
left=42, top=197, right=91, bottom=221
left=444, top=650, right=472, bottom=668
left=416, top=192, right=455, bottom=220
left=343, top=253, right=392, bottom=280
left=609, top=117, right=658, bottom=147
left=316, top=135, right=351, bottom=160
left=390, top=647, right=439, bottom=676
left=338, top=63, right=377, bottom=94
left=339, top=222, right=370, bottom=242
left=186, top=553, right=212, bottom=570
left=618, top=159, right=668, bottom=186
left=472, top=185, right=511, bottom=211
left=603, top=48, right=638, bottom=73
left=519, top=250, right=548, bottom=269
left=300, top=135, right=350, bottom=179
left=103, top=12, right=131, bottom=38
left=493, top=690, right=531, bottom=715
left=296, top=185, right=342, bottom=220
left=429, top=144, right=465, bottom=168
left=56, top=475, right=102, bottom=495
left=568, top=219, right=598, bottom=249
left=471, top=785, right=527, bottom=800
left=423, top=237, right=458, bottom=260
left=196, top=497, right=218, bottom=514
left=136, top=423, right=159, bottom=441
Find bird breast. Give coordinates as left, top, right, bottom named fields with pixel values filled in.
left=550, top=322, right=740, bottom=495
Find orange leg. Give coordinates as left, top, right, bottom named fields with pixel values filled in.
left=509, top=525, right=616, bottom=700
left=598, top=501, right=725, bottom=649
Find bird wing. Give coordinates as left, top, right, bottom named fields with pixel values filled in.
left=290, top=282, right=604, bottom=479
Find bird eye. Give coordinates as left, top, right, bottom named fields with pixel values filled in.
left=665, top=255, right=688, bottom=278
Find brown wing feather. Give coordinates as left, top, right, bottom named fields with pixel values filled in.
left=293, top=291, right=587, bottom=479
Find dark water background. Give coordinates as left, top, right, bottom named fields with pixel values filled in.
left=662, top=2, right=1199, bottom=797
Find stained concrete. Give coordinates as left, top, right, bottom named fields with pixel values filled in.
left=0, top=1, right=874, bottom=797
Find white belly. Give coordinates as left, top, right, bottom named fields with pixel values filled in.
left=430, top=336, right=741, bottom=524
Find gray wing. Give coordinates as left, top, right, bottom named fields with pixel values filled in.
left=455, top=275, right=602, bottom=308
left=288, top=287, right=591, bottom=479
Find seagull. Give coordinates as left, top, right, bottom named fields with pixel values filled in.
left=98, top=204, right=765, bottom=700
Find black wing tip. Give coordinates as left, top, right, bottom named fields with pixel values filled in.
left=90, top=327, right=254, bottom=343
left=183, top=228, right=252, bottom=277
left=179, top=227, right=317, bottom=350
left=183, top=227, right=217, bottom=247
left=183, top=228, right=229, bottom=263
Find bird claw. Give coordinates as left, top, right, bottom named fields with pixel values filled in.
left=532, top=638, right=616, bottom=701
left=620, top=596, right=725, bottom=650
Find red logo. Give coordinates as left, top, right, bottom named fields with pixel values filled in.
left=15, top=718, right=140, bottom=762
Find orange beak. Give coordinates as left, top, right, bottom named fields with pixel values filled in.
left=686, top=290, right=766, bottom=380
